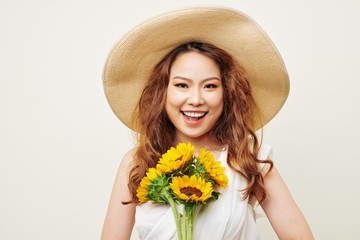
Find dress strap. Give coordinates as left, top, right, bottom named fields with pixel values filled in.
left=257, top=143, right=273, bottom=171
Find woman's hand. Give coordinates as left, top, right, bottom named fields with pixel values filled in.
left=258, top=164, right=314, bottom=240
left=101, top=150, right=137, bottom=240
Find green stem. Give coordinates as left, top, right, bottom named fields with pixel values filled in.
left=184, top=205, right=195, bottom=240
left=183, top=207, right=188, bottom=240
left=190, top=205, right=196, bottom=239
left=165, top=193, right=182, bottom=240
left=182, top=211, right=185, bottom=240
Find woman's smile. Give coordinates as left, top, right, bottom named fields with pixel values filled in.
left=181, top=111, right=208, bottom=125
left=165, top=51, right=224, bottom=141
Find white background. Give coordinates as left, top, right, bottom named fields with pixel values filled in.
left=1, top=0, right=359, bottom=239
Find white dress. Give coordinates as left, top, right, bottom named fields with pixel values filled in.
left=135, top=144, right=273, bottom=240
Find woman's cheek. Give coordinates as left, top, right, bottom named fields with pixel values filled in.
left=169, top=91, right=186, bottom=106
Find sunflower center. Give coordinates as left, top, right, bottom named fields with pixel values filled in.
left=180, top=187, right=202, bottom=197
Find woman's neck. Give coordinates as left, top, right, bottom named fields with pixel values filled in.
left=174, top=132, right=224, bottom=154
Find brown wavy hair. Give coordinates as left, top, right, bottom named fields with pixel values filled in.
left=126, top=42, right=273, bottom=204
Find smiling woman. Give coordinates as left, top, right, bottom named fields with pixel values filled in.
left=166, top=50, right=224, bottom=141
left=101, top=7, right=313, bottom=240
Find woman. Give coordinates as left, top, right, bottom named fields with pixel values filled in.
left=101, top=7, right=313, bottom=240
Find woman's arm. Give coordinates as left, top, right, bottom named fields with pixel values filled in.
left=101, top=150, right=137, bottom=240
left=258, top=164, right=314, bottom=240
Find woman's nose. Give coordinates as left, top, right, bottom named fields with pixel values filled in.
left=187, top=87, right=204, bottom=106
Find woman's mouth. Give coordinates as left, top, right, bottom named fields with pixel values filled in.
left=181, top=111, right=207, bottom=125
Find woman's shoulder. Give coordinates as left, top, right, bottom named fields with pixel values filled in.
left=120, top=147, right=138, bottom=170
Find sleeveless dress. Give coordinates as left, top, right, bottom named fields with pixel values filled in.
left=135, top=144, right=273, bottom=240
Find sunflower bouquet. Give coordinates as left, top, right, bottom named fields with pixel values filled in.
left=136, top=143, right=229, bottom=240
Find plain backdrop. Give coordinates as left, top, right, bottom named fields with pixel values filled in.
left=1, top=0, right=359, bottom=239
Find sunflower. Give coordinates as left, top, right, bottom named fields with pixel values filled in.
left=137, top=176, right=151, bottom=203
left=136, top=168, right=167, bottom=203
left=170, top=175, right=213, bottom=202
left=146, top=167, right=164, bottom=181
left=157, top=143, right=195, bottom=173
left=198, top=148, right=229, bottom=188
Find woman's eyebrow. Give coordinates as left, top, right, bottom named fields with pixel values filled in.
left=172, top=76, right=192, bottom=82
left=172, top=76, right=220, bottom=82
left=201, top=77, right=221, bottom=83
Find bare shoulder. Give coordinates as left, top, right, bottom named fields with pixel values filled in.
left=118, top=148, right=138, bottom=175
left=124, top=147, right=137, bottom=159
left=110, top=147, right=138, bottom=200
left=114, top=148, right=138, bottom=199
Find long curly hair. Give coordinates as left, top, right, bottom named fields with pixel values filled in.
left=127, top=42, right=273, bottom=204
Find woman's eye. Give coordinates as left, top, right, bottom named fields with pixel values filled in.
left=205, top=84, right=217, bottom=88
left=175, top=83, right=187, bottom=88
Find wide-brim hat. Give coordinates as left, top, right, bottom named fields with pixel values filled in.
left=103, top=6, right=289, bottom=131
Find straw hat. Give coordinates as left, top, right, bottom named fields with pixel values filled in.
left=103, top=6, right=289, bottom=131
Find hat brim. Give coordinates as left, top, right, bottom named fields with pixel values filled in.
left=103, top=7, right=289, bottom=131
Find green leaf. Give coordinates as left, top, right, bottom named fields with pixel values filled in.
left=212, top=191, right=220, bottom=200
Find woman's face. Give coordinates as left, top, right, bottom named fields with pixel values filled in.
left=165, top=51, right=224, bottom=141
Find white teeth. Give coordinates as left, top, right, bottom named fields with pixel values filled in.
left=183, top=112, right=206, bottom=117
